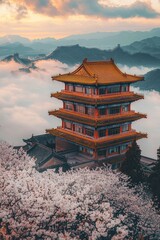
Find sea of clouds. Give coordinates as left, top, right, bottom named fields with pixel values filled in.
left=0, top=60, right=159, bottom=158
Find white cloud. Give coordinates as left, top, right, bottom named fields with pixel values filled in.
left=0, top=59, right=70, bottom=145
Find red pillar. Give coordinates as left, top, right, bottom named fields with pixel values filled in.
left=94, top=130, right=98, bottom=139
left=95, top=108, right=99, bottom=117
left=106, top=129, right=108, bottom=136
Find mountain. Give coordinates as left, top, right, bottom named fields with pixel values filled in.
left=0, top=42, right=35, bottom=58
left=46, top=44, right=160, bottom=67
left=58, top=28, right=160, bottom=49
left=2, top=53, right=33, bottom=66
left=134, top=69, right=160, bottom=92
left=123, top=37, right=160, bottom=59
left=0, top=28, right=160, bottom=56
left=0, top=35, right=30, bottom=45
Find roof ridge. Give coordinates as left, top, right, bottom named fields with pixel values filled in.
left=111, top=61, right=143, bottom=79
left=83, top=62, right=94, bottom=76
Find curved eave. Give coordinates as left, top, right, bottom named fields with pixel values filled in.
left=52, top=75, right=96, bottom=85
left=51, top=92, right=144, bottom=105
left=52, top=75, right=143, bottom=85
left=49, top=110, right=147, bottom=127
left=46, top=128, right=147, bottom=149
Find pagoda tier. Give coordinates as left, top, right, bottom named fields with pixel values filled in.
left=47, top=128, right=147, bottom=149
left=52, top=59, right=143, bottom=85
left=52, top=91, right=144, bottom=105
left=49, top=109, right=147, bottom=127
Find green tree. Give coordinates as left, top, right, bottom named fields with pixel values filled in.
left=121, top=140, right=144, bottom=183
left=149, top=146, right=160, bottom=204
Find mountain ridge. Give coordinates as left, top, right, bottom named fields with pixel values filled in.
left=0, top=28, right=160, bottom=58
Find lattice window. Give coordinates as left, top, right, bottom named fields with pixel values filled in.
left=122, top=105, right=129, bottom=112
left=99, top=129, right=106, bottom=138
left=122, top=124, right=129, bottom=132
left=108, top=106, right=120, bottom=115
left=99, top=108, right=106, bottom=115
left=75, top=85, right=83, bottom=92
left=108, top=86, right=120, bottom=93
left=65, top=121, right=72, bottom=130
left=108, top=127, right=120, bottom=135
left=108, top=146, right=119, bottom=154
left=85, top=128, right=94, bottom=137
left=86, top=107, right=94, bottom=116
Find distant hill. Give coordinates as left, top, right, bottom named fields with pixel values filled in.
left=134, top=69, right=160, bottom=92
left=2, top=53, right=33, bottom=66
left=46, top=44, right=160, bottom=67
left=0, top=43, right=35, bottom=58
left=2, top=53, right=37, bottom=72
left=0, top=35, right=30, bottom=45
left=0, top=28, right=160, bottom=57
left=57, top=28, right=160, bottom=49
left=123, top=37, right=160, bottom=59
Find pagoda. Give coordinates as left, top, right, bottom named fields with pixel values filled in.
left=47, top=59, right=147, bottom=169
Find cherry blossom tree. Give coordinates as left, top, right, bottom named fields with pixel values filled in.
left=0, top=141, right=160, bottom=240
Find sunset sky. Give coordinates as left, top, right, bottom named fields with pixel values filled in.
left=0, top=0, right=160, bottom=39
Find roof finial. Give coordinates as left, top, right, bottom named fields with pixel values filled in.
left=83, top=58, right=88, bottom=63
left=110, top=58, right=114, bottom=63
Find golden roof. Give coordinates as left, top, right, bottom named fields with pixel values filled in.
left=52, top=59, right=143, bottom=85
left=46, top=128, right=147, bottom=149
left=49, top=109, right=147, bottom=127
left=52, top=92, right=144, bottom=105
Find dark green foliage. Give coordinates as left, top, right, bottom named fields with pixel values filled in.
left=149, top=147, right=160, bottom=204
left=121, top=140, right=144, bottom=183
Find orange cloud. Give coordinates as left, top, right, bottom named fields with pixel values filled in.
left=1, top=0, right=160, bottom=19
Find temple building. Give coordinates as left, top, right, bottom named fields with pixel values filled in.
left=47, top=59, right=147, bottom=169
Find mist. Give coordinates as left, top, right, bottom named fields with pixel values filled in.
left=0, top=62, right=159, bottom=159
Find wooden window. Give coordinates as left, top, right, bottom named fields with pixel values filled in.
left=98, top=149, right=106, bottom=157
left=86, top=107, right=94, bottom=116
left=122, top=124, right=129, bottom=132
left=108, top=127, right=120, bottom=135
left=108, top=86, right=120, bottom=93
left=85, top=128, right=94, bottom=137
left=65, top=102, right=73, bottom=110
left=108, top=146, right=119, bottom=154
left=65, top=121, right=72, bottom=130
left=122, top=105, right=129, bottom=112
left=108, top=106, right=120, bottom=115
left=79, top=105, right=85, bottom=114
left=68, top=85, right=74, bottom=91
left=99, top=108, right=106, bottom=115
left=99, top=88, right=106, bottom=95
left=85, top=87, right=92, bottom=94
left=99, top=129, right=106, bottom=138
left=75, top=85, right=83, bottom=92
left=121, top=143, right=129, bottom=151
left=75, top=124, right=83, bottom=134
left=75, top=104, right=85, bottom=114
left=121, top=85, right=128, bottom=92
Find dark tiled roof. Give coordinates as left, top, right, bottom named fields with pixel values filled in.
left=27, top=143, right=52, bottom=165
left=23, top=133, right=55, bottom=147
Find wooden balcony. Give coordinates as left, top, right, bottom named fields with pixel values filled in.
left=51, top=91, right=144, bottom=105
left=49, top=109, right=147, bottom=127
left=46, top=128, right=147, bottom=149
